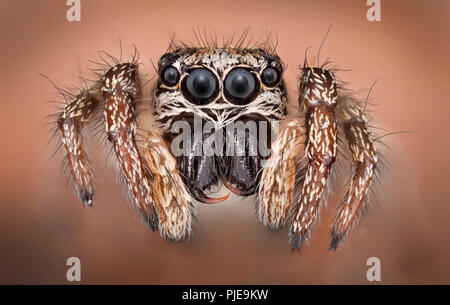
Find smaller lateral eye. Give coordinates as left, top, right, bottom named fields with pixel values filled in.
left=161, top=67, right=180, bottom=86
left=261, top=67, right=280, bottom=87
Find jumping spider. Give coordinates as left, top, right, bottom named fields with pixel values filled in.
left=50, top=37, right=381, bottom=251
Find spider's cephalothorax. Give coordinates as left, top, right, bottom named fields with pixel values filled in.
left=153, top=47, right=287, bottom=203
left=49, top=41, right=381, bottom=251
left=154, top=47, right=287, bottom=129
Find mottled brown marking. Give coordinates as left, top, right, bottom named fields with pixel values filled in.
left=57, top=93, right=98, bottom=205
left=290, top=67, right=338, bottom=250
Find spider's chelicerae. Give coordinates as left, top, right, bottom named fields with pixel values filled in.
left=50, top=36, right=383, bottom=251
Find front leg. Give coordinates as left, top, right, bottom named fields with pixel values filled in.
left=289, top=67, right=338, bottom=250
left=102, top=62, right=195, bottom=240
left=102, top=63, right=160, bottom=230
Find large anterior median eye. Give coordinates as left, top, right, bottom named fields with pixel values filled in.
left=224, top=68, right=259, bottom=105
left=181, top=68, right=218, bottom=105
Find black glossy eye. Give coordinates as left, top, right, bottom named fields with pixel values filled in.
left=261, top=67, right=280, bottom=87
left=182, top=68, right=218, bottom=105
left=161, top=67, right=180, bottom=86
left=224, top=68, right=259, bottom=105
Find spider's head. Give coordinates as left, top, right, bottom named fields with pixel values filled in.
left=151, top=47, right=288, bottom=200
left=153, top=47, right=287, bottom=130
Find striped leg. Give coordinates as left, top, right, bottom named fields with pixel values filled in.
left=57, top=91, right=98, bottom=206
left=102, top=63, right=159, bottom=230
left=330, top=103, right=377, bottom=250
left=289, top=67, right=338, bottom=250
left=53, top=57, right=195, bottom=240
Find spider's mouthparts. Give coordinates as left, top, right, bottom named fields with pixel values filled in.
left=222, top=181, right=255, bottom=196
left=205, top=193, right=230, bottom=204
left=222, top=181, right=243, bottom=196
left=193, top=189, right=230, bottom=204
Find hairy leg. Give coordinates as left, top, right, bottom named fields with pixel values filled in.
left=102, top=62, right=160, bottom=230
left=56, top=90, right=99, bottom=206
left=140, top=132, right=195, bottom=241
left=52, top=55, right=196, bottom=239
left=330, top=101, right=377, bottom=250
left=289, top=67, right=338, bottom=250
left=257, top=119, right=305, bottom=230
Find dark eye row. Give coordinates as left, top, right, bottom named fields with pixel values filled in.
left=160, top=66, right=281, bottom=106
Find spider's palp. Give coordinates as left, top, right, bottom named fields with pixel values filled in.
left=257, top=119, right=305, bottom=231
left=140, top=133, right=196, bottom=241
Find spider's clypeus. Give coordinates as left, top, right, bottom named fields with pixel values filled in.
left=49, top=37, right=383, bottom=251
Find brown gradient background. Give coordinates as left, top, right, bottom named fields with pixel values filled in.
left=0, top=0, right=449, bottom=284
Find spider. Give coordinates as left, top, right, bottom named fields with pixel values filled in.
left=49, top=35, right=381, bottom=251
